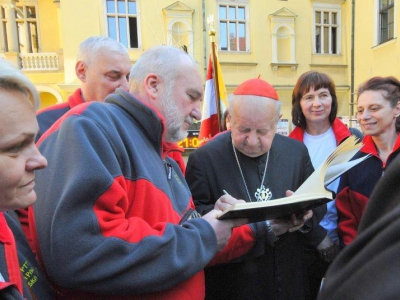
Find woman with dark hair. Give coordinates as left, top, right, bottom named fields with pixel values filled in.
left=336, top=76, right=400, bottom=246
left=291, top=71, right=339, bottom=131
left=289, top=72, right=353, bottom=295
left=290, top=71, right=351, bottom=259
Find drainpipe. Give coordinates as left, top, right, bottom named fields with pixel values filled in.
left=202, top=0, right=207, bottom=76
left=350, top=0, right=355, bottom=126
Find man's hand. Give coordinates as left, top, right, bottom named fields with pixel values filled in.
left=266, top=190, right=313, bottom=234
left=202, top=210, right=247, bottom=252
left=317, top=235, right=340, bottom=262
left=214, top=193, right=246, bottom=211
left=268, top=209, right=313, bottom=236
left=288, top=209, right=313, bottom=232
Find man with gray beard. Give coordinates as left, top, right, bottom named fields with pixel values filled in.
left=30, top=45, right=247, bottom=299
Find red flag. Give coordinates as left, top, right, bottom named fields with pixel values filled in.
left=198, top=55, right=220, bottom=145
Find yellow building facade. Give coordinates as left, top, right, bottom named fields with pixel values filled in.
left=0, top=0, right=398, bottom=129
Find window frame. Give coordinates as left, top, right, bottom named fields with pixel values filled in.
left=0, top=6, right=7, bottom=52
left=312, top=3, right=342, bottom=55
left=217, top=1, right=250, bottom=52
left=378, top=0, right=395, bottom=44
left=104, top=0, right=141, bottom=49
left=15, top=3, right=40, bottom=53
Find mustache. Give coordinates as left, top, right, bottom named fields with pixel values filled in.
left=185, top=116, right=193, bottom=126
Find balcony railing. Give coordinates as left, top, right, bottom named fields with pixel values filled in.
left=20, top=52, right=59, bottom=71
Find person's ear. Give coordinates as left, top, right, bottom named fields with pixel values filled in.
left=144, top=74, right=160, bottom=101
left=394, top=100, right=400, bottom=118
left=76, top=61, right=87, bottom=82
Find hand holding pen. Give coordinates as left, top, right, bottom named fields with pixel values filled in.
left=214, top=190, right=246, bottom=212
left=178, top=190, right=247, bottom=252
left=178, top=190, right=238, bottom=226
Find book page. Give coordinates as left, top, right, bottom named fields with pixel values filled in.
left=295, top=135, right=369, bottom=195
left=324, top=156, right=369, bottom=185
left=229, top=191, right=333, bottom=210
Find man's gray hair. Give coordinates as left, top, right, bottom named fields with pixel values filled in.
left=0, top=59, right=40, bottom=110
left=129, top=45, right=196, bottom=92
left=77, top=36, right=128, bottom=66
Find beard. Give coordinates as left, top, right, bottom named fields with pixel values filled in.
left=160, top=84, right=192, bottom=142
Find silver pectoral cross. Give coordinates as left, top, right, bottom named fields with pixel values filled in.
left=255, top=185, right=272, bottom=202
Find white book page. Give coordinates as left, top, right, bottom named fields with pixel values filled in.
left=294, top=136, right=368, bottom=195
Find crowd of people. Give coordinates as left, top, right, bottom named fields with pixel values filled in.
left=1, top=35, right=400, bottom=299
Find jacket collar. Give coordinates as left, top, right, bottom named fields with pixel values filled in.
left=68, top=88, right=86, bottom=108
left=290, top=118, right=351, bottom=145
left=361, top=133, right=400, bottom=157
left=106, top=88, right=165, bottom=156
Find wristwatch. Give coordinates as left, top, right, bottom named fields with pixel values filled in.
left=266, top=220, right=279, bottom=244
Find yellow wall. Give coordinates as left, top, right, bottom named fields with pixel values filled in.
left=201, top=1, right=351, bottom=120
left=354, top=1, right=400, bottom=90
left=37, top=0, right=60, bottom=53
left=4, top=0, right=400, bottom=124
left=60, top=0, right=106, bottom=83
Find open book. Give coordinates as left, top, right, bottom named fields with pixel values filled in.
left=217, top=135, right=369, bottom=223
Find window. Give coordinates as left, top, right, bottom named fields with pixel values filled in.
left=312, top=3, right=342, bottom=55
left=379, top=0, right=394, bottom=43
left=0, top=6, right=7, bottom=52
left=218, top=3, right=248, bottom=51
left=106, top=0, right=138, bottom=48
left=15, top=5, right=39, bottom=53
left=314, top=7, right=339, bottom=54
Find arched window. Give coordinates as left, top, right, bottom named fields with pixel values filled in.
left=163, top=2, right=194, bottom=55
left=269, top=8, right=297, bottom=70
left=276, top=26, right=292, bottom=62
left=170, top=21, right=189, bottom=50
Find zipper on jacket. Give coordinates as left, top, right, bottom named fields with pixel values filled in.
left=164, top=160, right=172, bottom=180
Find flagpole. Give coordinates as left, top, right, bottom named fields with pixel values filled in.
left=208, top=22, right=222, bottom=132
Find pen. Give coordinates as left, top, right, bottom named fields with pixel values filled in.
left=178, top=208, right=193, bottom=225
left=223, top=190, right=229, bottom=195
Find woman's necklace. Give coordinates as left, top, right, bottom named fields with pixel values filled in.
left=232, top=140, right=272, bottom=202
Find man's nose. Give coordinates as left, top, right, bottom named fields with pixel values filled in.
left=120, top=77, right=130, bottom=92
